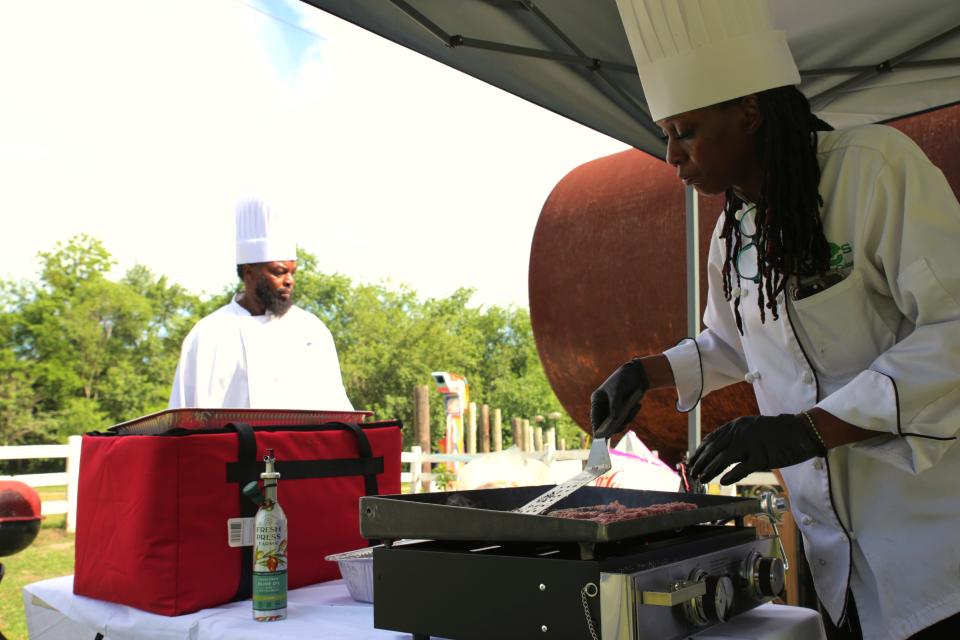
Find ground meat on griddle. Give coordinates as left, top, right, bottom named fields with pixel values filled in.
left=546, top=500, right=697, bottom=524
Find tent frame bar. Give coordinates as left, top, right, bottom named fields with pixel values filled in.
left=388, top=0, right=663, bottom=140
left=390, top=0, right=960, bottom=104
left=801, top=57, right=960, bottom=77
left=518, top=0, right=652, bottom=121
left=387, top=0, right=450, bottom=43
left=809, top=24, right=960, bottom=108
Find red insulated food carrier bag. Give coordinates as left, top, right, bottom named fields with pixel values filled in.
left=74, top=409, right=401, bottom=615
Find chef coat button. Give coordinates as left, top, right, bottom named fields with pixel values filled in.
left=818, top=558, right=827, bottom=567
left=801, top=371, right=814, bottom=385
left=848, top=530, right=856, bottom=541
left=801, top=516, right=815, bottom=526
left=813, top=459, right=824, bottom=471
left=841, top=535, right=848, bottom=544
left=732, top=286, right=742, bottom=297
left=776, top=293, right=785, bottom=305
left=744, top=371, right=761, bottom=384
left=740, top=288, right=749, bottom=298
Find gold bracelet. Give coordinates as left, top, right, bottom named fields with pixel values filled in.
left=801, top=410, right=827, bottom=453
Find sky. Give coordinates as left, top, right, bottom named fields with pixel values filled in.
left=0, top=0, right=628, bottom=308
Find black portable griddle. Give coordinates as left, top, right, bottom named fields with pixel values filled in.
left=361, top=486, right=759, bottom=559
left=363, top=487, right=784, bottom=640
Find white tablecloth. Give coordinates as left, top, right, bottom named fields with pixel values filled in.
left=23, top=576, right=825, bottom=640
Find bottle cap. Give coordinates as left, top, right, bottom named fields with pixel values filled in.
left=242, top=481, right=265, bottom=506
left=261, top=449, right=281, bottom=480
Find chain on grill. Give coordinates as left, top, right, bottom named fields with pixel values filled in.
left=581, top=582, right=599, bottom=640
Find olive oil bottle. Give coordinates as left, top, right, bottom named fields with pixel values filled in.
left=252, top=449, right=287, bottom=621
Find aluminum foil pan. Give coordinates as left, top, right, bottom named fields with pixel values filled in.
left=325, top=541, right=425, bottom=603
left=325, top=547, right=374, bottom=603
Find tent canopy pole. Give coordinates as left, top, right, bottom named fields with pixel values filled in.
left=685, top=185, right=701, bottom=458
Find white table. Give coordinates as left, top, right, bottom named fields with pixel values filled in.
left=23, top=576, right=826, bottom=640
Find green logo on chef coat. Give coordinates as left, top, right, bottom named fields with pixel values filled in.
left=829, top=242, right=853, bottom=270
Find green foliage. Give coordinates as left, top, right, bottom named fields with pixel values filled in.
left=0, top=239, right=582, bottom=462
left=294, top=250, right=574, bottom=449
left=430, top=464, right=456, bottom=491
left=0, top=237, right=203, bottom=473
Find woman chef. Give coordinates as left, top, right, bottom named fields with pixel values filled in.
left=591, top=1, right=960, bottom=638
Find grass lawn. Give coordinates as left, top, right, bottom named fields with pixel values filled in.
left=0, top=491, right=74, bottom=640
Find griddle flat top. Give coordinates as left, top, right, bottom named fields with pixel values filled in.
left=361, top=486, right=759, bottom=545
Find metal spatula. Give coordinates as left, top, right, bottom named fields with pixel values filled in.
left=514, top=434, right=611, bottom=515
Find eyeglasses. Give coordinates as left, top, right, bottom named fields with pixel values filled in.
left=736, top=243, right=760, bottom=282
left=734, top=206, right=760, bottom=283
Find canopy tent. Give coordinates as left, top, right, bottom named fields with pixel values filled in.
left=299, top=0, right=960, bottom=159
left=298, top=0, right=960, bottom=453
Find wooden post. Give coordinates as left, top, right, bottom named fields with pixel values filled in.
left=409, top=445, right=422, bottom=493
left=560, top=438, right=567, bottom=451
left=547, top=412, right=561, bottom=454
left=481, top=404, right=490, bottom=453
left=547, top=427, right=557, bottom=451
left=533, top=415, right=545, bottom=454
left=493, top=408, right=503, bottom=451
left=467, top=401, right=478, bottom=454
left=513, top=418, right=523, bottom=450
left=414, top=384, right=431, bottom=477
left=66, top=435, right=82, bottom=534
left=523, top=419, right=532, bottom=452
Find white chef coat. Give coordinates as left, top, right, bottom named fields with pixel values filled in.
left=169, top=295, right=353, bottom=411
left=664, top=125, right=960, bottom=640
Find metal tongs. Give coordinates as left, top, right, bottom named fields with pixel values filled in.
left=514, top=427, right=612, bottom=516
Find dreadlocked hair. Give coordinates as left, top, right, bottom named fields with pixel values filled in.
left=719, top=86, right=834, bottom=334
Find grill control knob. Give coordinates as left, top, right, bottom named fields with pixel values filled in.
left=746, top=551, right=785, bottom=599
left=683, top=569, right=734, bottom=626
left=703, top=575, right=735, bottom=623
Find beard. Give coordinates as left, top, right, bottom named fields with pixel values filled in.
left=255, top=276, right=293, bottom=317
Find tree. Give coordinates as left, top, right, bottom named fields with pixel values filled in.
left=1, top=239, right=582, bottom=460
left=0, top=236, right=202, bottom=451
left=294, top=251, right=577, bottom=449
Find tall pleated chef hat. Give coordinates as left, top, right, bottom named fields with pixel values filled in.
left=235, top=197, right=297, bottom=265
left=615, top=0, right=801, bottom=122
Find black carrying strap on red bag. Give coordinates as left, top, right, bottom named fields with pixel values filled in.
left=226, top=421, right=386, bottom=601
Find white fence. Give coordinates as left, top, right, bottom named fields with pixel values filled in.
left=0, top=440, right=778, bottom=532
left=0, top=438, right=581, bottom=533
left=401, top=446, right=591, bottom=493
left=400, top=446, right=779, bottom=494
left=0, top=435, right=82, bottom=533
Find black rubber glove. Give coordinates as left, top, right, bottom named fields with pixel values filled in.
left=590, top=358, right=649, bottom=439
left=688, top=414, right=827, bottom=485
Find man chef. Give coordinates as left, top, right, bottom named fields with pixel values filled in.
left=169, top=197, right=353, bottom=410
left=591, top=1, right=960, bottom=639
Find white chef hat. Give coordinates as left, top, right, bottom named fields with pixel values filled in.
left=615, top=0, right=800, bottom=122
left=235, top=197, right=297, bottom=265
